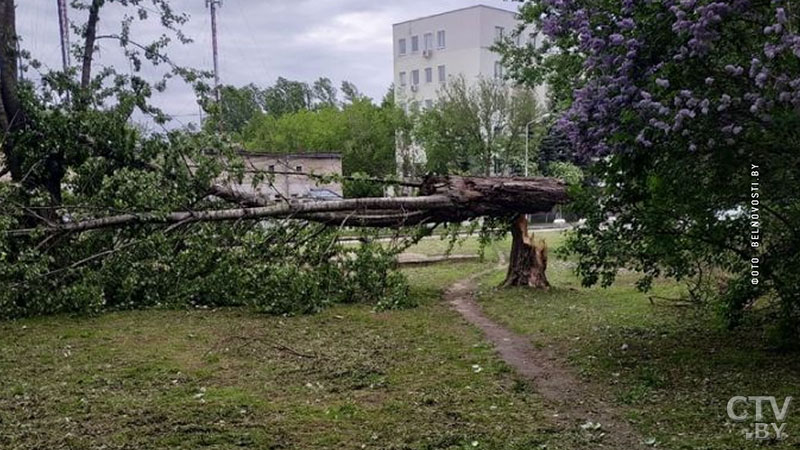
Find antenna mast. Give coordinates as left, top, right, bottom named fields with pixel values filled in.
left=56, top=0, right=71, bottom=71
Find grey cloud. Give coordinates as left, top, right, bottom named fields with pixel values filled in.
left=16, top=0, right=516, bottom=127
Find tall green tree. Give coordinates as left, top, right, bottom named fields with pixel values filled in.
left=205, top=83, right=263, bottom=134
left=340, top=80, right=366, bottom=105
left=312, top=77, right=338, bottom=108
left=415, top=76, right=542, bottom=176
left=241, top=84, right=403, bottom=193
left=262, top=77, right=312, bottom=116
left=243, top=106, right=347, bottom=153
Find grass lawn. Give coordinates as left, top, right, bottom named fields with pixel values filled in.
left=340, top=232, right=489, bottom=258
left=0, top=259, right=570, bottom=450
left=476, top=231, right=800, bottom=449
left=2, top=230, right=798, bottom=449
left=403, top=236, right=485, bottom=257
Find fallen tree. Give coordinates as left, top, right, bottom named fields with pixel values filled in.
left=9, top=175, right=569, bottom=289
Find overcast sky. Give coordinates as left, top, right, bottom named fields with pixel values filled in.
left=16, top=0, right=518, bottom=129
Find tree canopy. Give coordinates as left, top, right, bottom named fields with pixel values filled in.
left=415, top=76, right=543, bottom=176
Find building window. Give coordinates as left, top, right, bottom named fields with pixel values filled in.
left=495, top=26, right=505, bottom=41
left=529, top=32, right=539, bottom=48
left=425, top=67, right=433, bottom=83
left=411, top=69, right=419, bottom=85
left=423, top=33, right=433, bottom=51
left=437, top=30, right=446, bottom=48
left=494, top=61, right=504, bottom=79
left=398, top=38, right=407, bottom=55
left=424, top=99, right=433, bottom=109
left=399, top=71, right=407, bottom=87
left=411, top=35, right=419, bottom=52
left=295, top=166, right=302, bottom=172
left=437, top=65, right=446, bottom=83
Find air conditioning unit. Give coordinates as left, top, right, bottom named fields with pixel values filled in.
left=422, top=49, right=433, bottom=58
left=410, top=84, right=419, bottom=92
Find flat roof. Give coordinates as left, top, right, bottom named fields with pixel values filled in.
left=238, top=150, right=341, bottom=160
left=393, top=4, right=517, bottom=26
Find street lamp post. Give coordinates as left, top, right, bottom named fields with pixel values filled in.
left=525, top=113, right=552, bottom=177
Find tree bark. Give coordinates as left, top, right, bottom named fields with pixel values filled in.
left=81, top=0, right=104, bottom=90
left=208, top=183, right=433, bottom=227
left=419, top=175, right=568, bottom=219
left=0, top=0, right=24, bottom=180
left=503, top=214, right=550, bottom=289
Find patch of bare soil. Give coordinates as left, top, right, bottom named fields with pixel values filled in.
left=445, top=262, right=646, bottom=449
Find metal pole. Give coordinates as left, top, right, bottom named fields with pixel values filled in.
left=525, top=119, right=535, bottom=177
left=56, top=0, right=70, bottom=71
left=208, top=0, right=221, bottom=103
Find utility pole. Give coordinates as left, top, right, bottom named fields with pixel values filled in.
left=206, top=0, right=221, bottom=103
left=56, top=0, right=71, bottom=72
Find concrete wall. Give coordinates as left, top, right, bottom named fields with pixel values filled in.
left=230, top=152, right=343, bottom=201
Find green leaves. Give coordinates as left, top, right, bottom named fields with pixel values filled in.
left=240, top=96, right=399, bottom=189
left=415, top=76, right=542, bottom=176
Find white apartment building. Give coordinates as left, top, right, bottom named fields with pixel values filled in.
left=392, top=5, right=544, bottom=173
left=392, top=4, right=543, bottom=112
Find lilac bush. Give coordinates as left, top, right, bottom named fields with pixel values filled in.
left=550, top=0, right=798, bottom=159
left=502, top=0, right=800, bottom=336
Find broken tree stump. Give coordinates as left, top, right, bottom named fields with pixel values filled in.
left=503, top=214, right=550, bottom=289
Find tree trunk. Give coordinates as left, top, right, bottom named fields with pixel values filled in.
left=81, top=0, right=104, bottom=90
left=10, top=175, right=568, bottom=235
left=0, top=0, right=25, bottom=181
left=503, top=214, right=549, bottom=289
